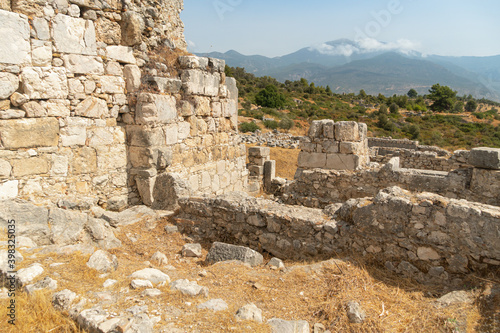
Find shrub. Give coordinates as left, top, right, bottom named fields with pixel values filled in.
left=263, top=120, right=279, bottom=129
left=279, top=118, right=294, bottom=130
left=240, top=122, right=260, bottom=133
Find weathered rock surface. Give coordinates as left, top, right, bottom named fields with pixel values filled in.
left=197, top=298, right=228, bottom=311
left=235, top=303, right=263, bottom=323
left=206, top=242, right=263, bottom=267
left=129, top=268, right=170, bottom=285
left=86, top=250, right=118, bottom=273
left=267, top=318, right=310, bottom=333
left=169, top=279, right=208, bottom=297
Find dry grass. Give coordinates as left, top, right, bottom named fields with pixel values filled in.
left=245, top=144, right=300, bottom=180
left=0, top=218, right=493, bottom=332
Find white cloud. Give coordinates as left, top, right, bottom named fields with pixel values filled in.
left=309, top=38, right=420, bottom=56
left=187, top=40, right=197, bottom=50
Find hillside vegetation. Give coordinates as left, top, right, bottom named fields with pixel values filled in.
left=228, top=66, right=500, bottom=150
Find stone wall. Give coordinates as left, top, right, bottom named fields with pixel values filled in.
left=0, top=2, right=247, bottom=209
left=298, top=120, right=369, bottom=171
left=370, top=147, right=471, bottom=172
left=177, top=187, right=500, bottom=282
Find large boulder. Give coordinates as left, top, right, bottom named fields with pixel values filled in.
left=206, top=242, right=263, bottom=267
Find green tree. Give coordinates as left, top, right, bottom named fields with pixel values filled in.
left=428, top=84, right=457, bottom=112
left=278, top=117, right=294, bottom=131
left=255, top=85, right=286, bottom=108
left=407, top=88, right=418, bottom=98
left=240, top=122, right=260, bottom=133
left=325, top=85, right=332, bottom=95
left=453, top=101, right=464, bottom=113
left=465, top=99, right=478, bottom=112
left=389, top=103, right=399, bottom=114
left=359, top=89, right=367, bottom=99
left=379, top=104, right=388, bottom=114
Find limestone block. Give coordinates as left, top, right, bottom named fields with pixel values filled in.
left=72, top=147, right=97, bottom=174
left=95, top=17, right=121, bottom=45
left=61, top=122, right=87, bottom=146
left=12, top=157, right=49, bottom=176
left=179, top=56, right=209, bottom=70
left=105, top=61, right=122, bottom=76
left=151, top=173, right=190, bottom=210
left=469, top=148, right=500, bottom=170
left=96, top=145, right=126, bottom=171
left=0, top=180, right=18, bottom=200
left=211, top=101, right=222, bottom=117
left=178, top=122, right=191, bottom=141
left=21, top=67, right=68, bottom=99
left=51, top=155, right=69, bottom=176
left=41, top=99, right=71, bottom=117
left=323, top=120, right=335, bottom=139
left=21, top=101, right=47, bottom=117
left=0, top=109, right=25, bottom=119
left=335, top=121, right=360, bottom=142
left=120, top=11, right=144, bottom=46
left=417, top=247, right=440, bottom=261
left=74, top=96, right=108, bottom=118
left=126, top=126, right=165, bottom=147
left=326, top=153, right=360, bottom=170
left=225, top=77, right=238, bottom=100
left=0, top=11, right=30, bottom=65
left=10, top=92, right=28, bottom=107
left=308, top=120, right=324, bottom=139
left=206, top=242, right=263, bottom=267
left=148, top=77, right=182, bottom=94
left=0, top=159, right=11, bottom=178
left=135, top=175, right=155, bottom=206
left=88, top=127, right=114, bottom=147
left=181, top=69, right=220, bottom=96
left=99, top=76, right=125, bottom=94
left=222, top=99, right=237, bottom=118
left=106, top=45, right=136, bottom=64
left=31, top=40, right=52, bottom=67
left=136, top=93, right=177, bottom=125
left=358, top=123, right=368, bottom=141
left=68, top=78, right=84, bottom=95
left=48, top=208, right=87, bottom=245
left=129, top=147, right=155, bottom=168
left=209, top=58, right=225, bottom=73
left=248, top=146, right=270, bottom=157
left=52, top=14, right=97, bottom=55
left=165, top=124, right=179, bottom=145
left=0, top=118, right=59, bottom=149
left=62, top=54, right=104, bottom=74
left=297, top=152, right=326, bottom=169
left=321, top=140, right=339, bottom=154
left=0, top=73, right=20, bottom=99
left=123, top=65, right=141, bottom=92
left=339, top=142, right=364, bottom=155
left=32, top=18, right=50, bottom=40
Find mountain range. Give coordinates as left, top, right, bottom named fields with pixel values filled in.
left=196, top=39, right=500, bottom=101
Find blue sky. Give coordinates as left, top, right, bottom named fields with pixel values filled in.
left=182, top=0, right=500, bottom=57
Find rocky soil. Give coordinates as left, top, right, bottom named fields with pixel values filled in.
left=0, top=207, right=498, bottom=333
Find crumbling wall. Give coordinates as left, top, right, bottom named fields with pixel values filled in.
left=177, top=187, right=500, bottom=282
left=297, top=120, right=369, bottom=171
left=0, top=2, right=247, bottom=210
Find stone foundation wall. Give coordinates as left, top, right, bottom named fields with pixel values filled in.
left=370, top=147, right=471, bottom=172
left=177, top=187, right=500, bottom=282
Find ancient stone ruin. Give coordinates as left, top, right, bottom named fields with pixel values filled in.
left=0, top=0, right=499, bottom=331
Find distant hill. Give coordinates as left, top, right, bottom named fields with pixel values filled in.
left=196, top=39, right=500, bottom=101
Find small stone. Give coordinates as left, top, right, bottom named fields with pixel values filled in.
left=129, top=268, right=170, bottom=285
left=151, top=252, right=168, bottom=266
left=436, top=291, right=474, bottom=307
left=86, top=250, right=118, bottom=273
left=346, top=301, right=366, bottom=323
left=267, top=257, right=285, bottom=270
left=164, top=225, right=178, bottom=234
left=169, top=279, right=209, bottom=297
left=142, top=288, right=162, bottom=297
left=10, top=92, right=28, bottom=106
left=52, top=289, right=77, bottom=310
left=197, top=299, right=228, bottom=311
left=235, top=303, right=262, bottom=323
left=103, top=279, right=117, bottom=288
left=181, top=243, right=202, bottom=258
left=131, top=279, right=153, bottom=289
left=25, top=277, right=57, bottom=295
left=16, top=263, right=44, bottom=286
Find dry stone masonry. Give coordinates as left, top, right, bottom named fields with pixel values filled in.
left=298, top=120, right=369, bottom=171
left=0, top=0, right=247, bottom=211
